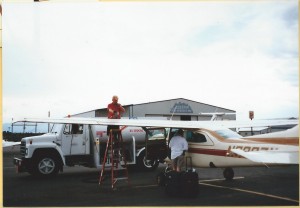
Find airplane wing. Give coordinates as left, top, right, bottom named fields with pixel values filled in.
left=13, top=117, right=298, bottom=165
left=15, top=117, right=298, bottom=130
left=199, top=112, right=236, bottom=121
left=3, top=140, right=21, bottom=148
left=231, top=149, right=299, bottom=164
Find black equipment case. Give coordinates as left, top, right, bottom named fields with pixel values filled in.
left=165, top=156, right=199, bottom=198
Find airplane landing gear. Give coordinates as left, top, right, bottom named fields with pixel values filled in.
left=223, top=167, right=234, bottom=180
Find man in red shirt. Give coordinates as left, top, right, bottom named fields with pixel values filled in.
left=107, top=95, right=125, bottom=119
left=107, top=95, right=125, bottom=136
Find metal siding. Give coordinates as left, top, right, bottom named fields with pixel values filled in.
left=131, top=98, right=235, bottom=118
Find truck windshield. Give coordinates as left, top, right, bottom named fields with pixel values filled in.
left=50, top=124, right=63, bottom=134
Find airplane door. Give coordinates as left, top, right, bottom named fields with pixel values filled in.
left=61, top=124, right=86, bottom=155
left=145, top=128, right=168, bottom=161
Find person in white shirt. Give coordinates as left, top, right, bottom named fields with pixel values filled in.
left=169, top=129, right=188, bottom=172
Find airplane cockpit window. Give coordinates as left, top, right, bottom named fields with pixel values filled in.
left=215, top=129, right=242, bottom=139
left=186, top=131, right=207, bottom=143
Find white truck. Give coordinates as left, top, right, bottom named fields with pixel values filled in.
left=13, top=123, right=168, bottom=177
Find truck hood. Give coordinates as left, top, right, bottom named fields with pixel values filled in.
left=22, top=133, right=58, bottom=143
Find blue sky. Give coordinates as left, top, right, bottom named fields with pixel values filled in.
left=2, top=1, right=299, bottom=123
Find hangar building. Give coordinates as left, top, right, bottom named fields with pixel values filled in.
left=73, top=98, right=236, bottom=121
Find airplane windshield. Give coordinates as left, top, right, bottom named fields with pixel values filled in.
left=50, top=124, right=63, bottom=134
left=215, top=129, right=242, bottom=139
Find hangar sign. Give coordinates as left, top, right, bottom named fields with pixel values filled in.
left=170, top=102, right=193, bottom=113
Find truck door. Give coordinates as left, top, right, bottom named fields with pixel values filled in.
left=61, top=124, right=87, bottom=155
left=145, top=128, right=168, bottom=161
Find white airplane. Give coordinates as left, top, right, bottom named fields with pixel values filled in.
left=15, top=117, right=298, bottom=180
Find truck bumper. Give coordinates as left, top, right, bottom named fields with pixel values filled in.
left=13, top=157, right=26, bottom=173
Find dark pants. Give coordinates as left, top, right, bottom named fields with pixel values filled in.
left=107, top=125, right=120, bottom=141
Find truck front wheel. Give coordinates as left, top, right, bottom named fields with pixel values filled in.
left=137, top=151, right=159, bottom=171
left=31, top=153, right=60, bottom=177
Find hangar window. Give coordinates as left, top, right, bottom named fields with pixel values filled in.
left=180, top=115, right=191, bottom=121
left=186, top=131, right=207, bottom=143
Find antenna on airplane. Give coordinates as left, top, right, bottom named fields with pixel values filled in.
left=170, top=105, right=177, bottom=121
left=167, top=105, right=178, bottom=144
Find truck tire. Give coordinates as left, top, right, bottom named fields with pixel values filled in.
left=31, top=153, right=60, bottom=177
left=137, top=151, right=159, bottom=171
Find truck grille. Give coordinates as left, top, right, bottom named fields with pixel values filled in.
left=20, top=141, right=26, bottom=157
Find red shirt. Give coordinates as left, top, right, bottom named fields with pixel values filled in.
left=107, top=103, right=124, bottom=119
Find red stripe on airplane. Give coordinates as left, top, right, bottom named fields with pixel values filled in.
left=189, top=148, right=227, bottom=157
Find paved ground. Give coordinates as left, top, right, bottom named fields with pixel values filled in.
left=2, top=147, right=299, bottom=207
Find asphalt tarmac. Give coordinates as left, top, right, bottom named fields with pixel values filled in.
left=2, top=147, right=299, bottom=207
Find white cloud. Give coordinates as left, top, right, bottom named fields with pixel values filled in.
left=2, top=1, right=298, bottom=123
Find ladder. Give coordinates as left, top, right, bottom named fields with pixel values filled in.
left=99, top=129, right=129, bottom=189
